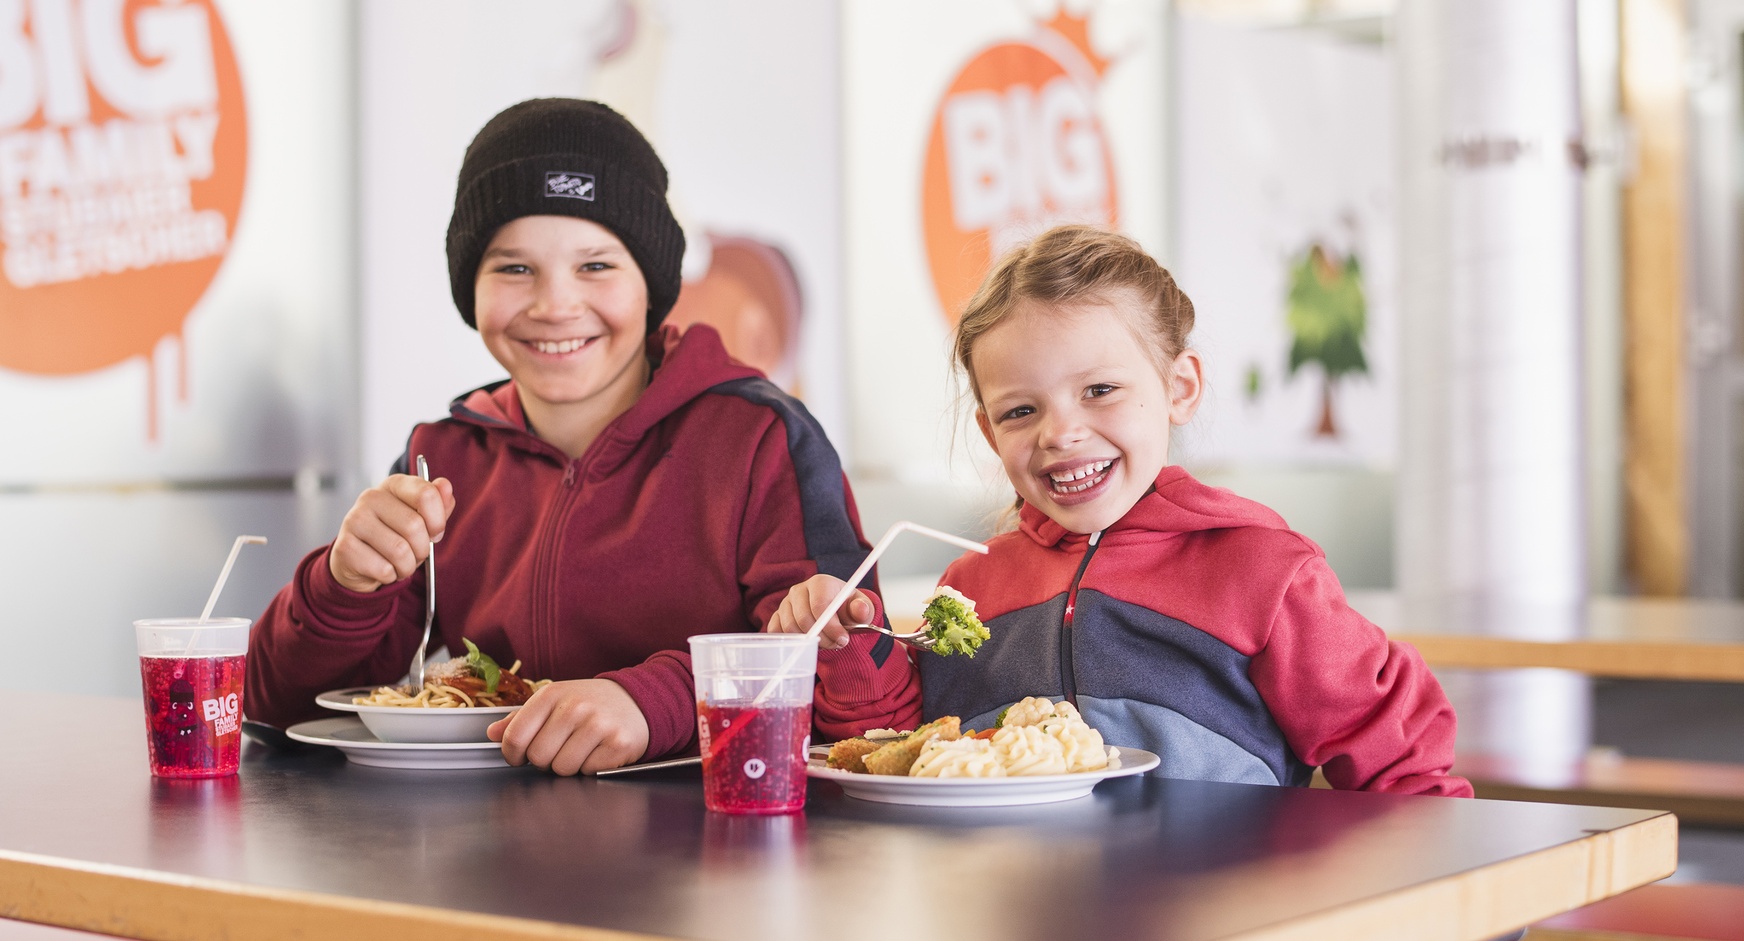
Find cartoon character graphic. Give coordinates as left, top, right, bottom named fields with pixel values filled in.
left=152, top=675, right=213, bottom=771
left=667, top=234, right=804, bottom=390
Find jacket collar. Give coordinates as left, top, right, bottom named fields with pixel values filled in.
left=444, top=324, right=763, bottom=469
left=1017, top=464, right=1285, bottom=548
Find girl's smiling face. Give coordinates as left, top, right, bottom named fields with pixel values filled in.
left=973, top=297, right=1203, bottom=534
left=474, top=215, right=650, bottom=426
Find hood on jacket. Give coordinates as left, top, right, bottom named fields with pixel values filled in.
left=443, top=323, right=764, bottom=470
left=1017, top=464, right=1291, bottom=549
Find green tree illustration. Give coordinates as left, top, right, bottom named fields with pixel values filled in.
left=1285, top=243, right=1368, bottom=437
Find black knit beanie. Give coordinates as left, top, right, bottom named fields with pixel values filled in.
left=446, top=98, right=685, bottom=332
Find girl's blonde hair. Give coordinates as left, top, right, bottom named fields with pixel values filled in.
left=952, top=225, right=1195, bottom=404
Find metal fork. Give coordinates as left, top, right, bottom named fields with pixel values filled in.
left=845, top=622, right=935, bottom=650
left=406, top=454, right=436, bottom=692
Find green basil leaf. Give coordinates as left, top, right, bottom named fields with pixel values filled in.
left=462, top=638, right=501, bottom=697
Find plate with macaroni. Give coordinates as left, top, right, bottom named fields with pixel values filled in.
left=806, top=697, right=1160, bottom=806
left=806, top=747, right=1157, bottom=806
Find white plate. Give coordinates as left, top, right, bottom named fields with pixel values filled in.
left=315, top=687, right=519, bottom=743
left=806, top=746, right=1159, bottom=806
left=285, top=716, right=511, bottom=770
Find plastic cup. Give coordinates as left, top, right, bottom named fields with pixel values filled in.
left=135, top=618, right=251, bottom=778
left=689, top=633, right=817, bottom=814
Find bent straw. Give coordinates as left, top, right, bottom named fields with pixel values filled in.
left=750, top=520, right=990, bottom=705
left=199, top=535, right=268, bottom=623
left=805, top=521, right=988, bottom=639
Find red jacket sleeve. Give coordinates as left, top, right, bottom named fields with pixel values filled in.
left=244, top=546, right=426, bottom=728
left=597, top=650, right=701, bottom=760
left=1247, top=557, right=1473, bottom=797
left=603, top=418, right=919, bottom=757
left=812, top=589, right=922, bottom=739
left=741, top=423, right=919, bottom=743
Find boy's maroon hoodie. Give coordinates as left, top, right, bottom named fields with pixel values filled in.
left=246, top=325, right=918, bottom=757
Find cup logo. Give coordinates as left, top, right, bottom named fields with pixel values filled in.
left=0, top=0, right=249, bottom=439
left=921, top=11, right=1119, bottom=325
left=201, top=691, right=239, bottom=736
left=743, top=757, right=766, bottom=779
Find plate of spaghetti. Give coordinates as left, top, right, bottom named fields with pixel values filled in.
left=285, top=717, right=512, bottom=769
left=315, top=641, right=553, bottom=744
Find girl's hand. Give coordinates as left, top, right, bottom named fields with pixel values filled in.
left=328, top=474, right=455, bottom=593
left=487, top=679, right=650, bottom=775
left=764, top=574, right=874, bottom=651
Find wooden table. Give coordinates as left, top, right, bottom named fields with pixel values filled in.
left=1350, top=590, right=1744, bottom=826
left=0, top=693, right=1675, bottom=941
left=1349, top=590, right=1744, bottom=681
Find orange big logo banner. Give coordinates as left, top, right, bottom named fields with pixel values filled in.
left=0, top=0, right=247, bottom=439
left=921, top=11, right=1117, bottom=325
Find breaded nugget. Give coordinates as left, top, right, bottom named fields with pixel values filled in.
left=862, top=716, right=961, bottom=776
left=826, top=737, right=885, bottom=774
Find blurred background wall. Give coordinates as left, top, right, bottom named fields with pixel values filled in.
left=0, top=1, right=358, bottom=697
left=1, top=0, right=1739, bottom=707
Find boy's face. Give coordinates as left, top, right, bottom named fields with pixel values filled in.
left=973, top=299, right=1202, bottom=534
left=475, top=216, right=650, bottom=423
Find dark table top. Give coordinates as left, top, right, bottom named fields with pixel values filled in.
left=0, top=693, right=1676, bottom=941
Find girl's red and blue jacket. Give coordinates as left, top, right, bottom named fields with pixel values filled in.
left=922, top=465, right=1472, bottom=797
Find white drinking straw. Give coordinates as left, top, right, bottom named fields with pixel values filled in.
left=750, top=520, right=990, bottom=705
left=804, top=521, right=988, bottom=639
left=199, top=535, right=268, bottom=623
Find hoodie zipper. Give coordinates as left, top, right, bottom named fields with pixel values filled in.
left=1059, top=530, right=1102, bottom=707
left=532, top=457, right=584, bottom=666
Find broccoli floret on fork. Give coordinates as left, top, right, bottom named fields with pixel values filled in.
left=920, top=586, right=989, bottom=657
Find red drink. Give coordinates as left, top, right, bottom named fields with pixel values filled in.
left=697, top=700, right=811, bottom=814
left=140, top=653, right=246, bottom=778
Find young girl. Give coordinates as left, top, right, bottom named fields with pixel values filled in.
left=246, top=99, right=916, bottom=774
left=769, top=225, right=1469, bottom=796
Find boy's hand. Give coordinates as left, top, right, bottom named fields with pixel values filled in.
left=764, top=573, right=874, bottom=651
left=487, top=679, right=650, bottom=775
left=328, top=474, right=455, bottom=593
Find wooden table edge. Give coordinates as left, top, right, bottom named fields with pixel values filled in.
left=1388, top=633, right=1744, bottom=681
left=1225, top=810, right=1679, bottom=941
left=0, top=810, right=1679, bottom=941
left=0, top=848, right=672, bottom=941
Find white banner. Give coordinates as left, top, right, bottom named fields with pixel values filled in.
left=842, top=0, right=1170, bottom=484
left=0, top=0, right=355, bottom=481
left=1174, top=16, right=1397, bottom=469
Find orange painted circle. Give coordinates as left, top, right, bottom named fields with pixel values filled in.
left=921, top=40, right=1117, bottom=326
left=0, top=0, right=247, bottom=375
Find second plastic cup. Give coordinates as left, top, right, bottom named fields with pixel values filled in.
left=689, top=633, right=817, bottom=814
left=136, top=618, right=251, bottom=778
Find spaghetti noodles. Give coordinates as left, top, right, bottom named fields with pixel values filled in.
left=353, top=658, right=552, bottom=708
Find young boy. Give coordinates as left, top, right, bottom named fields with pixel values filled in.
left=246, top=99, right=916, bottom=774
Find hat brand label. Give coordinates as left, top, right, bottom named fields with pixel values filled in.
left=545, top=172, right=596, bottom=201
